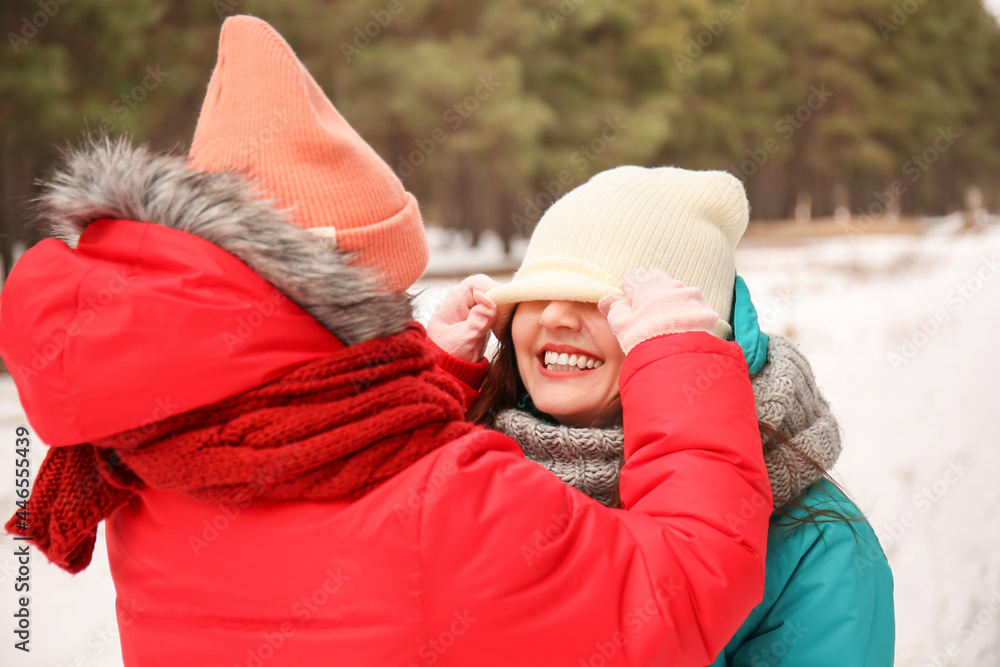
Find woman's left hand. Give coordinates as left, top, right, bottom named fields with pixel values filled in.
left=598, top=269, right=720, bottom=354
left=427, top=274, right=500, bottom=362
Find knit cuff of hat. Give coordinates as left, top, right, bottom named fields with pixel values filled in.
left=332, top=192, right=428, bottom=291
left=488, top=260, right=734, bottom=339
left=487, top=257, right=623, bottom=306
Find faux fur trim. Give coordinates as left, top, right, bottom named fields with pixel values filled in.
left=36, top=136, right=412, bottom=345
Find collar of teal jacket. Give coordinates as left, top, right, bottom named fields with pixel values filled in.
left=732, top=274, right=770, bottom=375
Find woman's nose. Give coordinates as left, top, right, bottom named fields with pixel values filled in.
left=538, top=300, right=583, bottom=331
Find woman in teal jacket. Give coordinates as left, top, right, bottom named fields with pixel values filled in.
left=429, top=165, right=895, bottom=665
left=706, top=281, right=894, bottom=667
left=709, top=479, right=893, bottom=666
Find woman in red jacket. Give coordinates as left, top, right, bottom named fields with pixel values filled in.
left=2, top=17, right=771, bottom=667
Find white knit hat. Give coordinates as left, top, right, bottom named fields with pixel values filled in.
left=487, top=165, right=749, bottom=338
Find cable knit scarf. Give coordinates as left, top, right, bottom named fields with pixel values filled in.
left=6, top=325, right=475, bottom=573
left=491, top=335, right=841, bottom=509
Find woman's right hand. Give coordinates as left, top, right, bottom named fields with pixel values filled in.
left=427, top=274, right=500, bottom=362
left=598, top=269, right=720, bottom=354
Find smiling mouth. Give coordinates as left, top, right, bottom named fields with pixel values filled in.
left=539, top=349, right=604, bottom=372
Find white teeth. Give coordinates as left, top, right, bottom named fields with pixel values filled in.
left=541, top=350, right=604, bottom=372
left=546, top=364, right=581, bottom=372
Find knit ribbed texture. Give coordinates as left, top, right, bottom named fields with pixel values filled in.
left=491, top=335, right=841, bottom=509
left=492, top=410, right=624, bottom=508
left=188, top=16, right=427, bottom=291
left=487, top=166, right=749, bottom=338
left=754, top=335, right=842, bottom=505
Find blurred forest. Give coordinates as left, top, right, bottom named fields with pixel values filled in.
left=2, top=0, right=1000, bottom=277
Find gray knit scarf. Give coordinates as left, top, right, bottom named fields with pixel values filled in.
left=490, top=335, right=842, bottom=508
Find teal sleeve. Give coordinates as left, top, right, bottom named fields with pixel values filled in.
left=725, top=494, right=895, bottom=666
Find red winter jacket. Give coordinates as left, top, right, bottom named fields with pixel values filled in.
left=1, top=219, right=770, bottom=666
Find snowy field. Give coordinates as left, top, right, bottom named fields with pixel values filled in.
left=1, top=219, right=998, bottom=666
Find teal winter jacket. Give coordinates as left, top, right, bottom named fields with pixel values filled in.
left=707, top=478, right=894, bottom=666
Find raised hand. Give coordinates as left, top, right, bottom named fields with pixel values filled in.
left=427, top=274, right=501, bottom=362
left=598, top=269, right=720, bottom=354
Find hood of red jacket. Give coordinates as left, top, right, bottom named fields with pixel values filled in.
left=0, top=218, right=344, bottom=446
left=0, top=138, right=419, bottom=446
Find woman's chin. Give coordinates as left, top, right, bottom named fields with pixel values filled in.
left=533, top=397, right=618, bottom=428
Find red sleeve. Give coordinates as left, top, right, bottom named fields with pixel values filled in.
left=428, top=339, right=489, bottom=408
left=420, top=331, right=772, bottom=666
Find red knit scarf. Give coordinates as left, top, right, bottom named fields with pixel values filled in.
left=6, top=324, right=476, bottom=573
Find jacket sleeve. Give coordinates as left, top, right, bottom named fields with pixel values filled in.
left=726, top=511, right=895, bottom=667
left=429, top=338, right=489, bottom=408
left=419, top=331, right=772, bottom=667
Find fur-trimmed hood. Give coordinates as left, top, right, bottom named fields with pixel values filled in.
left=0, top=136, right=425, bottom=447
left=37, top=136, right=412, bottom=345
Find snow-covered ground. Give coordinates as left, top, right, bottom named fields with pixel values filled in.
left=1, top=219, right=998, bottom=666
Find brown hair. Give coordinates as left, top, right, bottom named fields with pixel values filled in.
left=468, top=307, right=861, bottom=531
left=466, top=306, right=526, bottom=425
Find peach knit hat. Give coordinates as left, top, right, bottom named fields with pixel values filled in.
left=189, top=15, right=427, bottom=291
